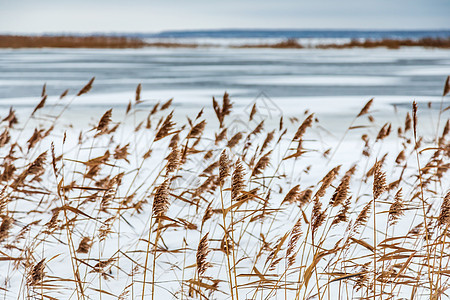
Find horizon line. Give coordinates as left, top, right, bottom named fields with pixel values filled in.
left=1, top=28, right=450, bottom=36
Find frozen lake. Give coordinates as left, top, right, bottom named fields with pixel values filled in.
left=0, top=47, right=449, bottom=102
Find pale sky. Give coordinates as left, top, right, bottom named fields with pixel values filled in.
left=0, top=0, right=449, bottom=34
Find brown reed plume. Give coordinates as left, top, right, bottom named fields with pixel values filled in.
left=28, top=259, right=46, bottom=286
left=286, top=217, right=302, bottom=267
left=293, top=113, right=314, bottom=141
left=315, top=166, right=340, bottom=198
left=438, top=192, right=450, bottom=227
left=329, top=173, right=351, bottom=207
left=196, top=233, right=211, bottom=277
left=282, top=185, right=301, bottom=204
left=357, top=98, right=374, bottom=117
left=373, top=162, right=387, bottom=200
left=231, top=160, right=245, bottom=201
left=152, top=179, right=170, bottom=217
left=388, top=189, right=404, bottom=225
left=155, top=111, right=175, bottom=141
left=251, top=151, right=271, bottom=176
left=443, top=76, right=450, bottom=97
left=0, top=216, right=13, bottom=242
left=77, top=77, right=95, bottom=96
left=219, top=150, right=230, bottom=186
left=76, top=237, right=93, bottom=254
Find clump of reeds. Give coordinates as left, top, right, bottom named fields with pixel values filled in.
left=0, top=77, right=448, bottom=300
left=0, top=35, right=147, bottom=48
left=235, top=37, right=450, bottom=49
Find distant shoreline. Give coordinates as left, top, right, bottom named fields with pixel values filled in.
left=0, top=35, right=147, bottom=48
left=233, top=37, right=450, bottom=49
left=1, top=35, right=449, bottom=49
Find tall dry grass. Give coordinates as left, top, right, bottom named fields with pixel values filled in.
left=234, top=37, right=450, bottom=49
left=0, top=35, right=146, bottom=48
left=0, top=76, right=449, bottom=299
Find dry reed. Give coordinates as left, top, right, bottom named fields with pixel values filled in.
left=0, top=77, right=448, bottom=300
